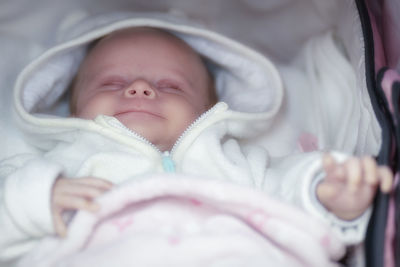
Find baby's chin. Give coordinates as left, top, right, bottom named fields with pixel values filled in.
left=134, top=129, right=173, bottom=152
left=118, top=119, right=174, bottom=152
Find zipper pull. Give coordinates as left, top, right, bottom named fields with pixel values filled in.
left=162, top=151, right=176, bottom=173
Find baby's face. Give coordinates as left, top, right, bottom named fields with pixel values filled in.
left=73, top=28, right=214, bottom=151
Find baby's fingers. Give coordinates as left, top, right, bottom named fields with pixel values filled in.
left=378, top=166, right=393, bottom=193
left=323, top=154, right=346, bottom=182
left=360, top=156, right=392, bottom=193
left=60, top=183, right=109, bottom=200
left=317, top=181, right=340, bottom=201
left=75, top=177, right=113, bottom=190
left=54, top=194, right=99, bottom=212
left=322, top=154, right=336, bottom=172
left=345, top=158, right=362, bottom=192
left=53, top=209, right=68, bottom=238
left=362, top=156, right=378, bottom=186
left=360, top=156, right=393, bottom=193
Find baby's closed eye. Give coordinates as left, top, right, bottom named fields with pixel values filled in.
left=96, top=75, right=129, bottom=91
left=100, top=82, right=126, bottom=91
left=156, top=79, right=184, bottom=92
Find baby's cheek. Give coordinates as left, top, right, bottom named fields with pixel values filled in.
left=175, top=112, right=199, bottom=137
left=77, top=97, right=113, bottom=119
left=75, top=105, right=98, bottom=119
left=161, top=98, right=204, bottom=143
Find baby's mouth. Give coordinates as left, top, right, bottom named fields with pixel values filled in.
left=114, top=109, right=164, bottom=119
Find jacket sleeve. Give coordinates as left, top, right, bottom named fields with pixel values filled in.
left=261, top=151, right=370, bottom=245
left=0, top=153, right=63, bottom=261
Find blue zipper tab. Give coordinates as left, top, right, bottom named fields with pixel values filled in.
left=162, top=151, right=176, bottom=173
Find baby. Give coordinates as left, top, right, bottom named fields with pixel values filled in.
left=52, top=27, right=392, bottom=237
left=53, top=27, right=217, bottom=236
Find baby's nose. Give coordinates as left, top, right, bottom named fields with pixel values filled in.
left=124, top=79, right=156, bottom=99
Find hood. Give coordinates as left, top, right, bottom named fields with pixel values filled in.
left=13, top=11, right=283, bottom=144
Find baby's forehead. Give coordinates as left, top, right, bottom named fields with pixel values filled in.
left=80, top=27, right=205, bottom=75
left=98, top=27, right=192, bottom=52
left=81, top=26, right=208, bottom=76
left=76, top=26, right=214, bottom=89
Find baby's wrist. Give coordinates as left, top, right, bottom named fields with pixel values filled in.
left=330, top=209, right=365, bottom=221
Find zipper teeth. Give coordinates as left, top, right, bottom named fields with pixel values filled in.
left=108, top=119, right=162, bottom=154
left=107, top=102, right=225, bottom=156
left=170, top=103, right=223, bottom=155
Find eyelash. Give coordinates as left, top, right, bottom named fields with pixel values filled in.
left=158, top=84, right=181, bottom=91
left=156, top=80, right=183, bottom=92
left=100, top=81, right=126, bottom=90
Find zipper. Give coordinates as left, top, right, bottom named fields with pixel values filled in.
left=169, top=102, right=227, bottom=155
left=106, top=117, right=162, bottom=153
left=161, top=151, right=175, bottom=173
left=103, top=102, right=227, bottom=172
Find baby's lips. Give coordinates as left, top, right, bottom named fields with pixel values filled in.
left=114, top=109, right=163, bottom=119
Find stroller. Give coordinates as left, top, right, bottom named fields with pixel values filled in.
left=358, top=1, right=400, bottom=267
left=0, top=0, right=398, bottom=266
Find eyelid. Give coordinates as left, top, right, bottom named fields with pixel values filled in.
left=156, top=79, right=184, bottom=91
left=102, top=81, right=126, bottom=86
left=98, top=77, right=128, bottom=90
left=100, top=83, right=125, bottom=91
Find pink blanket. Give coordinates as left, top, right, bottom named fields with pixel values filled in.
left=18, top=174, right=345, bottom=267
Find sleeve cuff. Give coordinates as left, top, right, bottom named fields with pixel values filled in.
left=299, top=152, right=371, bottom=244
left=4, top=159, right=63, bottom=237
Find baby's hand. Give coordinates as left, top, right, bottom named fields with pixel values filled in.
left=317, top=154, right=393, bottom=221
left=51, top=177, right=113, bottom=237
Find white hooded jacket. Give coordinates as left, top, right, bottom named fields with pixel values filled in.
left=0, top=12, right=369, bottom=262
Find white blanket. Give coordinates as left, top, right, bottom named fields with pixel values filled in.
left=17, top=175, right=345, bottom=267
